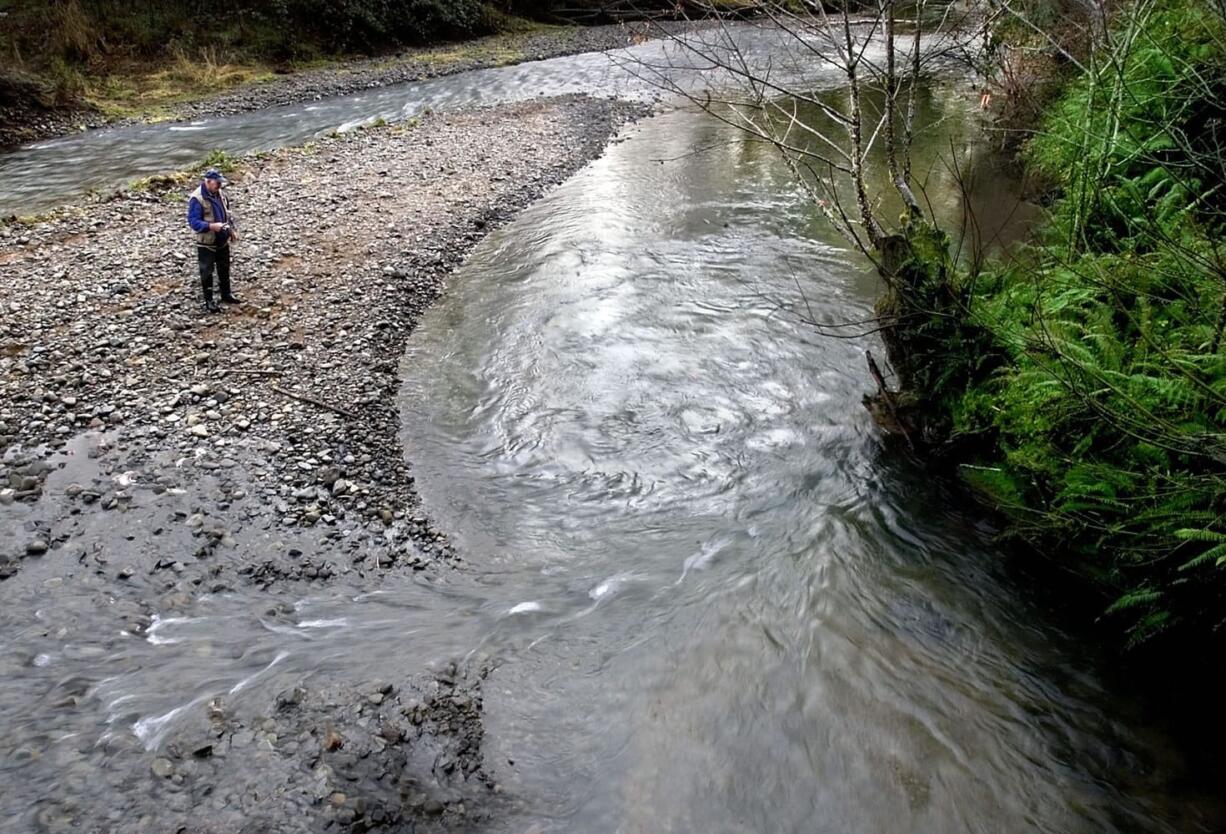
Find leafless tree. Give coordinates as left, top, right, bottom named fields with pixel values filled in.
left=612, top=0, right=993, bottom=271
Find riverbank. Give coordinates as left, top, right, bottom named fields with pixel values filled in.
left=0, top=19, right=702, bottom=149
left=873, top=0, right=1226, bottom=650
left=0, top=93, right=643, bottom=831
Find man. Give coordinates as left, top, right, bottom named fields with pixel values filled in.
left=187, top=169, right=241, bottom=313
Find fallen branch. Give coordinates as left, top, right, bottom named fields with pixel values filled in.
left=865, top=349, right=915, bottom=450
left=271, top=385, right=356, bottom=419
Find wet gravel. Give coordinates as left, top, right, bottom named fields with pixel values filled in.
left=0, top=93, right=644, bottom=832
left=0, top=98, right=101, bottom=150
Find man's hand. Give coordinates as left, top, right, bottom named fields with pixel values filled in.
left=209, top=222, right=224, bottom=232
left=229, top=229, right=240, bottom=242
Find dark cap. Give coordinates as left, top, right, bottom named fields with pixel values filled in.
left=203, top=169, right=227, bottom=184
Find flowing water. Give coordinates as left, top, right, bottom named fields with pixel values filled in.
left=390, top=102, right=1209, bottom=832
left=2, top=23, right=871, bottom=217
left=1, top=22, right=1220, bottom=834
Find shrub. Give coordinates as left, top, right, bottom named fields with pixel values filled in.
left=934, top=0, right=1226, bottom=645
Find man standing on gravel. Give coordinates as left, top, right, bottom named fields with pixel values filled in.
left=187, top=169, right=241, bottom=313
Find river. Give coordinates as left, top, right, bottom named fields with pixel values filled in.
left=1, top=21, right=1219, bottom=834
left=391, top=95, right=1210, bottom=831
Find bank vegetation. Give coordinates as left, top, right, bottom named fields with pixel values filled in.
left=644, top=0, right=1225, bottom=651
left=0, top=0, right=691, bottom=122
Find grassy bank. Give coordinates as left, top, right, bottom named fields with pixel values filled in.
left=883, top=0, right=1226, bottom=648
left=0, top=0, right=572, bottom=121
left=60, top=20, right=571, bottom=123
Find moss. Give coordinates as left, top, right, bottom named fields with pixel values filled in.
left=200, top=149, right=240, bottom=174
left=128, top=148, right=244, bottom=195
left=10, top=211, right=65, bottom=226
left=128, top=172, right=191, bottom=193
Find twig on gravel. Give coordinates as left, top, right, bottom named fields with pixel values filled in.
left=271, top=385, right=357, bottom=419
left=223, top=369, right=284, bottom=377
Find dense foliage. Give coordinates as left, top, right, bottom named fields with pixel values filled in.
left=886, top=0, right=1226, bottom=646
left=1, top=0, right=497, bottom=64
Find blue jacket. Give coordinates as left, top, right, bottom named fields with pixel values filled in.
left=187, top=184, right=231, bottom=246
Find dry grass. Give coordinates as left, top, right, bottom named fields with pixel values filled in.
left=4, top=10, right=567, bottom=124
left=413, top=42, right=525, bottom=68
left=47, top=0, right=96, bottom=61
left=381, top=21, right=566, bottom=72
left=82, top=46, right=276, bottom=120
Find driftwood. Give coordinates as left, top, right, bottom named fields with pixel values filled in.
left=223, top=368, right=283, bottom=377
left=865, top=349, right=915, bottom=449
left=271, top=385, right=356, bottom=419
